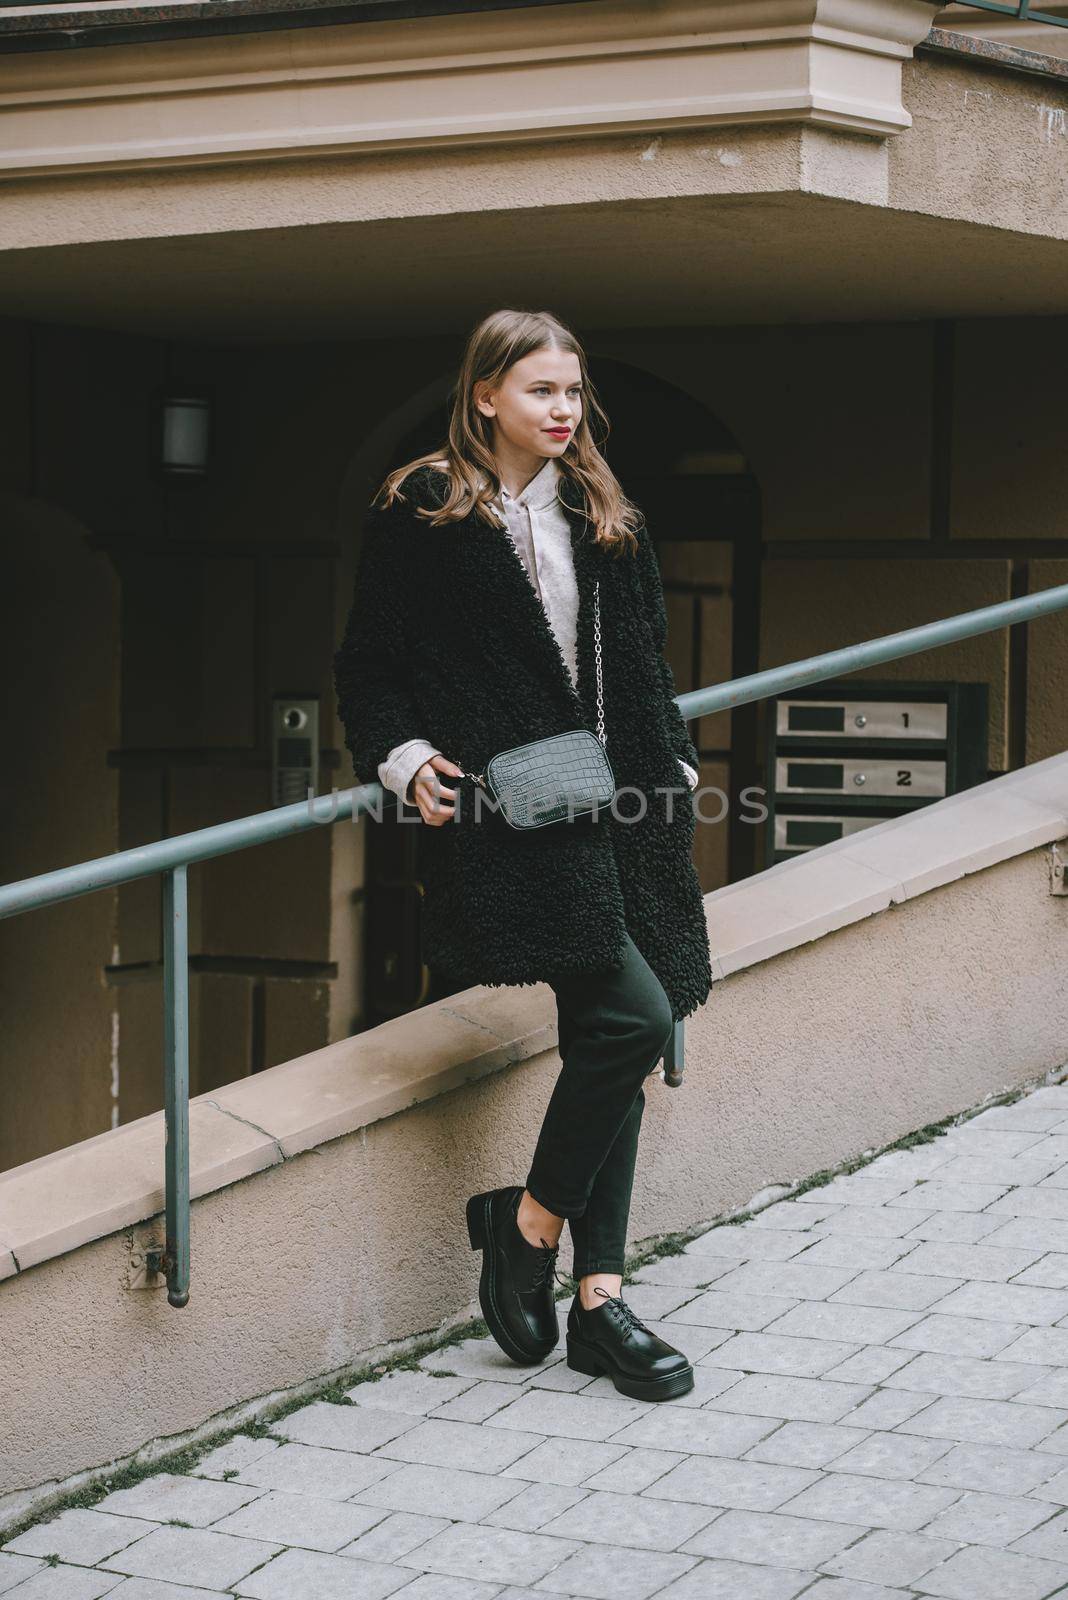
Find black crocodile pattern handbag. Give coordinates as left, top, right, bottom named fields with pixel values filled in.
left=459, top=580, right=616, bottom=830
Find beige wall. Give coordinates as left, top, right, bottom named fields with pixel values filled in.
left=596, top=317, right=1068, bottom=549
left=0, top=491, right=120, bottom=1171
left=894, top=50, right=1068, bottom=241
left=606, top=321, right=935, bottom=543
left=953, top=319, right=1068, bottom=542
left=2, top=3, right=1066, bottom=272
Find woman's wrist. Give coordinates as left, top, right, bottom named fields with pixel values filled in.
left=379, top=738, right=444, bottom=805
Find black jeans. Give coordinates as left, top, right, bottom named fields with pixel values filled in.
left=524, top=930, right=675, bottom=1280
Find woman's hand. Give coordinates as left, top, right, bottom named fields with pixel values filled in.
left=409, top=753, right=466, bottom=825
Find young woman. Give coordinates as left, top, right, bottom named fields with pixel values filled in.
left=334, top=309, right=713, bottom=1402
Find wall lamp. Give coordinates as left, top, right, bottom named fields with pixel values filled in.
left=158, top=391, right=212, bottom=478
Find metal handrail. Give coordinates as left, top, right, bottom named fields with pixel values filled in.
left=4, top=578, right=1068, bottom=1306
left=674, top=581, right=1068, bottom=721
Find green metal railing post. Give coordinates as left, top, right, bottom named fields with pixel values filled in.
left=147, top=866, right=190, bottom=1306
left=663, top=1018, right=684, bottom=1088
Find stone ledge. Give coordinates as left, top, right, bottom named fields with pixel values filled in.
left=207, top=985, right=558, bottom=1160
left=1, top=751, right=1065, bottom=1280
left=920, top=25, right=1068, bottom=85
left=0, top=980, right=558, bottom=1276
left=710, top=749, right=1068, bottom=974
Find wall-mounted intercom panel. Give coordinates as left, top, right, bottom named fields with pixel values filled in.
left=272, top=695, right=319, bottom=808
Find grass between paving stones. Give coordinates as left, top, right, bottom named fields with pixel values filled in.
left=0, top=1323, right=487, bottom=1548
left=617, top=1070, right=1063, bottom=1279
left=4, top=1067, right=1063, bottom=1552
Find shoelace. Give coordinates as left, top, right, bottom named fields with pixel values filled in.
left=530, top=1236, right=568, bottom=1291
left=592, top=1285, right=646, bottom=1339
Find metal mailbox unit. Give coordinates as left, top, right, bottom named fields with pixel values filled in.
left=765, top=680, right=989, bottom=864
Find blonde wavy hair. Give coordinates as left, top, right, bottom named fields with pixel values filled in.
left=374, top=308, right=643, bottom=556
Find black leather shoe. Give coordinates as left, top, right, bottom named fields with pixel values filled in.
left=466, top=1186, right=564, bottom=1365
left=566, top=1286, right=694, bottom=1401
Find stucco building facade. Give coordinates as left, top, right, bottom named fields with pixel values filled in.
left=1, top=0, right=1067, bottom=1168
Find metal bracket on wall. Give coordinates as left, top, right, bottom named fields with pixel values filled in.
left=1049, top=841, right=1068, bottom=896
left=133, top=1240, right=169, bottom=1290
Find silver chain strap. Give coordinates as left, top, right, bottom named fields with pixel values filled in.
left=593, top=578, right=606, bottom=747
left=458, top=577, right=605, bottom=788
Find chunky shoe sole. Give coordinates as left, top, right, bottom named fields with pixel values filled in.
left=566, top=1329, right=695, bottom=1401
left=466, top=1190, right=557, bottom=1367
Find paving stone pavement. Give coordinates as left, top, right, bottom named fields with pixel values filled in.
left=10, top=1082, right=1068, bottom=1597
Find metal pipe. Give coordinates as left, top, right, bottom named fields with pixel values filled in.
left=675, top=581, right=1068, bottom=722
left=162, top=866, right=190, bottom=1307
left=0, top=785, right=377, bottom=920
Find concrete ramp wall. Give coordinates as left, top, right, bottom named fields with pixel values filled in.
left=2, top=753, right=1067, bottom=1528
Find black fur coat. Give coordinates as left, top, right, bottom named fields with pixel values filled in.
left=333, top=464, right=713, bottom=1021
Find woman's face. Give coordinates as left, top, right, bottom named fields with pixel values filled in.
left=475, top=346, right=583, bottom=459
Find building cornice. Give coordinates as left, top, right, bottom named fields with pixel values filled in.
left=0, top=0, right=944, bottom=179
